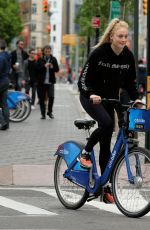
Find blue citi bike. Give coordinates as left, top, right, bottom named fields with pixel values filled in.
left=7, top=90, right=31, bottom=122
left=54, top=99, right=150, bottom=218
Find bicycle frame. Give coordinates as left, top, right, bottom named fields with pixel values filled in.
left=55, top=126, right=138, bottom=194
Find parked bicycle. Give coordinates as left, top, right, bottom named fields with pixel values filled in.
left=54, top=99, right=150, bottom=218
left=7, top=90, right=31, bottom=122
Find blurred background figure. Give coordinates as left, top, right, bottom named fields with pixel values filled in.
left=36, top=45, right=59, bottom=119
left=11, top=40, right=28, bottom=91
left=67, top=67, right=73, bottom=84
left=23, top=49, right=37, bottom=109
left=0, top=39, right=11, bottom=130
left=137, top=59, right=147, bottom=99
left=34, top=47, right=42, bottom=61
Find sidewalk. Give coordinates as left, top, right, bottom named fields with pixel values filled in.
left=0, top=83, right=87, bottom=186
left=0, top=83, right=146, bottom=186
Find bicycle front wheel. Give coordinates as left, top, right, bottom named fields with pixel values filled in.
left=54, top=155, right=89, bottom=209
left=112, top=147, right=150, bottom=218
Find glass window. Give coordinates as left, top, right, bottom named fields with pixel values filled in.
left=54, top=1, right=57, bottom=8
left=30, top=23, right=36, bottom=32
left=32, top=3, right=37, bottom=14
left=53, top=36, right=56, bottom=42
left=53, top=24, right=56, bottom=31
left=31, top=36, right=36, bottom=48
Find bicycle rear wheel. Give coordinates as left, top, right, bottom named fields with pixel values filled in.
left=54, top=155, right=89, bottom=209
left=112, top=147, right=150, bottom=218
left=9, top=100, right=31, bottom=122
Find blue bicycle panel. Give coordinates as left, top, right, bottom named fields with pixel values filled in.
left=55, top=141, right=87, bottom=171
left=128, top=108, right=150, bottom=132
left=55, top=141, right=90, bottom=188
left=7, top=91, right=29, bottom=109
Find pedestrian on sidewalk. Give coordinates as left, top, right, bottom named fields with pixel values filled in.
left=78, top=18, right=142, bottom=203
left=0, top=39, right=11, bottom=130
left=137, top=59, right=146, bottom=99
left=67, top=67, right=73, bottom=84
left=23, top=48, right=37, bottom=109
left=36, top=45, right=59, bottom=119
left=11, top=40, right=28, bottom=91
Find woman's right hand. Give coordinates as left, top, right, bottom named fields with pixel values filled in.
left=90, top=94, right=101, bottom=104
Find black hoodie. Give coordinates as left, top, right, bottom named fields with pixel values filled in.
left=78, top=43, right=139, bottom=100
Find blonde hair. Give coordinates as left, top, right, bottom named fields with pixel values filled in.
left=94, top=18, right=129, bottom=48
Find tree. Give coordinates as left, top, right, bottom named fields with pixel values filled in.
left=0, top=0, right=22, bottom=45
left=75, top=0, right=134, bottom=38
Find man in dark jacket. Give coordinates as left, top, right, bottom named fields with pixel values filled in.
left=0, top=39, right=11, bottom=130
left=36, top=45, right=59, bottom=119
left=23, top=48, right=37, bottom=109
left=11, top=40, right=28, bottom=91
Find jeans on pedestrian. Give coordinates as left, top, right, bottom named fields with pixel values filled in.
left=37, top=83, right=54, bottom=116
left=25, top=81, right=37, bottom=105
left=13, top=72, right=23, bottom=91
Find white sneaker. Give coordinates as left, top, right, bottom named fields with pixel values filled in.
left=31, top=105, right=35, bottom=110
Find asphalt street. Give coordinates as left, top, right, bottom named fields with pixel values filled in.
left=0, top=186, right=149, bottom=230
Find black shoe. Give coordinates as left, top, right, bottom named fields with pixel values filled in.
left=40, top=116, right=46, bottom=119
left=0, top=124, right=9, bottom=130
left=47, top=112, right=54, bottom=119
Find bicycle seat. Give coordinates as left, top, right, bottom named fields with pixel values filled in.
left=74, top=119, right=96, bottom=130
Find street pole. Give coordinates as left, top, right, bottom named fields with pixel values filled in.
left=95, top=15, right=100, bottom=45
left=134, top=0, right=139, bottom=69
left=145, top=0, right=150, bottom=150
left=133, top=0, right=139, bottom=140
left=75, top=37, right=79, bottom=84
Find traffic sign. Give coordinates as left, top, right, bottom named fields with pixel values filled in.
left=110, top=1, right=121, bottom=20
left=62, top=34, right=77, bottom=46
left=91, top=17, right=100, bottom=28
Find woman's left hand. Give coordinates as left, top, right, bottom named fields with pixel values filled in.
left=133, top=99, right=145, bottom=108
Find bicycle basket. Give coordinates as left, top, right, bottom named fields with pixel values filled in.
left=128, top=108, right=150, bottom=132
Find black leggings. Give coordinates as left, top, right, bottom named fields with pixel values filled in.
left=80, top=94, right=114, bottom=174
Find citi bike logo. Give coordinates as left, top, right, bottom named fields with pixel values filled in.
left=108, top=150, right=117, bottom=168
left=134, top=118, right=145, bottom=124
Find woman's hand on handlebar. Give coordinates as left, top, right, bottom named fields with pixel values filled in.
left=90, top=95, right=102, bottom=104
left=133, top=99, right=145, bottom=108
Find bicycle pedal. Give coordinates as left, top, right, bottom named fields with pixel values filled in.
left=87, top=195, right=98, bottom=202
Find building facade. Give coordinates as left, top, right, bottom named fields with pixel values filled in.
left=18, top=0, right=50, bottom=50
left=18, top=0, right=83, bottom=64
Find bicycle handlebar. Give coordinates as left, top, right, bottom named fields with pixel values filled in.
left=101, top=98, right=146, bottom=109
left=101, top=98, right=146, bottom=128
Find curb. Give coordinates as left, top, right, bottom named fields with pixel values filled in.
left=0, top=164, right=54, bottom=186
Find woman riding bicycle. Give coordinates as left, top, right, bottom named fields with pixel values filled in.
left=78, top=18, right=142, bottom=203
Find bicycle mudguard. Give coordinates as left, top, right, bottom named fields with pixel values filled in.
left=55, top=141, right=89, bottom=187
left=7, top=91, right=30, bottom=109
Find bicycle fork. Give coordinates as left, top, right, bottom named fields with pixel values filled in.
left=124, top=141, right=143, bottom=187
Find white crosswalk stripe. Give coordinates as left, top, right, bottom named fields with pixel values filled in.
left=0, top=195, right=57, bottom=215
left=0, top=187, right=149, bottom=217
